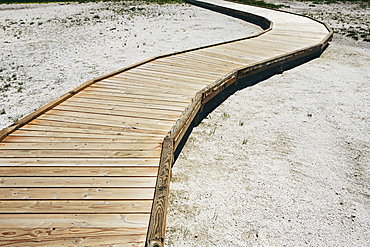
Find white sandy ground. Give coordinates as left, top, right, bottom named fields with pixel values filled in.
left=0, top=1, right=369, bottom=246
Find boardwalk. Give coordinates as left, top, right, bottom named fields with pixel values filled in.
left=0, top=0, right=332, bottom=246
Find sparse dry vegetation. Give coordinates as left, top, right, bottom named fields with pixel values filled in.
left=296, top=2, right=370, bottom=42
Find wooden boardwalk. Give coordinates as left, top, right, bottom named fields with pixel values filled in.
left=0, top=0, right=332, bottom=246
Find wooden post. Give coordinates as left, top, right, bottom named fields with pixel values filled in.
left=146, top=137, right=174, bottom=247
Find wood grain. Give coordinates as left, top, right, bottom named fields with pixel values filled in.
left=0, top=177, right=157, bottom=187
left=146, top=137, right=173, bottom=247
left=0, top=188, right=155, bottom=199
left=0, top=166, right=158, bottom=176
left=0, top=200, right=153, bottom=213
left=0, top=158, right=160, bottom=166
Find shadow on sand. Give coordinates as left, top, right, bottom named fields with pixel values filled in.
left=173, top=46, right=329, bottom=163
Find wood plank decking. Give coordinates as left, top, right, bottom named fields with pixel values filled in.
left=0, top=0, right=332, bottom=246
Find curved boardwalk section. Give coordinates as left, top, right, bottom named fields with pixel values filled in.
left=0, top=0, right=332, bottom=246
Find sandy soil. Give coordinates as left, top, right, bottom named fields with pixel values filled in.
left=0, top=0, right=369, bottom=246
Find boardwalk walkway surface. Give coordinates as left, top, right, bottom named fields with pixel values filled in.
left=0, top=0, right=332, bottom=246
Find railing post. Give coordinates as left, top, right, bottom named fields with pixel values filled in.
left=146, top=137, right=174, bottom=247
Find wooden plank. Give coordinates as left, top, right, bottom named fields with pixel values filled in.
left=152, top=58, right=229, bottom=74
left=0, top=188, right=155, bottom=199
left=0, top=226, right=148, bottom=237
left=274, top=24, right=328, bottom=33
left=44, top=109, right=175, bottom=126
left=1, top=136, right=162, bottom=143
left=76, top=91, right=190, bottom=107
left=192, top=49, right=254, bottom=64
left=123, top=69, right=212, bottom=86
left=111, top=71, right=209, bottom=87
left=60, top=100, right=183, bottom=116
left=0, top=200, right=153, bottom=213
left=0, top=158, right=160, bottom=166
left=232, top=40, right=301, bottom=53
left=92, top=81, right=195, bottom=97
left=216, top=41, right=286, bottom=56
left=238, top=37, right=305, bottom=50
left=178, top=52, right=245, bottom=67
left=54, top=104, right=180, bottom=121
left=0, top=166, right=158, bottom=176
left=273, top=26, right=328, bottom=33
left=104, top=75, right=205, bottom=92
left=224, top=47, right=282, bottom=61
left=0, top=233, right=147, bottom=247
left=257, top=33, right=313, bottom=46
left=81, top=88, right=191, bottom=103
left=77, top=90, right=190, bottom=105
left=8, top=130, right=165, bottom=140
left=0, top=142, right=161, bottom=150
left=204, top=45, right=272, bottom=61
left=140, top=61, right=224, bottom=77
left=216, top=40, right=268, bottom=51
left=274, top=34, right=328, bottom=42
left=136, top=64, right=221, bottom=80
left=0, top=149, right=161, bottom=158
left=103, top=72, right=195, bottom=86
left=82, top=85, right=191, bottom=101
left=34, top=114, right=173, bottom=133
left=26, top=119, right=167, bottom=136
left=171, top=53, right=238, bottom=68
left=0, top=177, right=157, bottom=187
left=159, top=53, right=236, bottom=68
left=40, top=110, right=175, bottom=130
left=0, top=213, right=149, bottom=229
left=18, top=125, right=165, bottom=138
left=152, top=57, right=229, bottom=72
left=71, top=94, right=188, bottom=111
left=162, top=55, right=235, bottom=71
